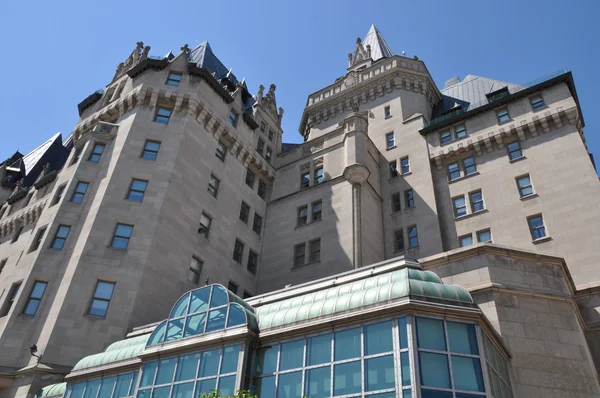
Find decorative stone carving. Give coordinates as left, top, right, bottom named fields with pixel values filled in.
left=111, top=41, right=150, bottom=83
left=302, top=140, right=324, bottom=155
left=299, top=162, right=310, bottom=171
left=313, top=157, right=324, bottom=167
left=256, top=83, right=284, bottom=126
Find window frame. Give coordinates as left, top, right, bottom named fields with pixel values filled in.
left=309, top=238, right=321, bottom=262
left=404, top=189, right=415, bottom=209
left=87, top=280, right=116, bottom=318
left=297, top=205, right=308, bottom=226
left=392, top=193, right=401, bottom=213
left=454, top=124, right=467, bottom=139
left=469, top=190, right=485, bottom=213
left=198, top=212, right=212, bottom=239
left=314, top=167, right=324, bottom=185
left=507, top=141, right=523, bottom=161
left=51, top=225, right=71, bottom=250
left=300, top=171, right=310, bottom=189
left=389, top=161, right=398, bottom=178
left=216, top=141, right=227, bottom=162
left=447, top=162, right=460, bottom=181
left=141, top=140, right=161, bottom=161
left=294, top=243, right=306, bottom=267
left=453, top=196, right=467, bottom=218
left=247, top=250, right=258, bottom=275
left=189, top=257, right=203, bottom=285
left=256, top=138, right=265, bottom=156
left=227, top=280, right=239, bottom=294
left=496, top=108, right=510, bottom=124
left=166, top=72, right=182, bottom=87
left=311, top=201, right=322, bottom=222
left=385, top=132, right=395, bottom=149
left=476, top=229, right=492, bottom=243
left=400, top=157, right=410, bottom=175
left=233, top=239, right=245, bottom=264
left=527, top=214, right=547, bottom=241
left=253, top=213, right=263, bottom=235
left=245, top=169, right=255, bottom=189
left=459, top=234, right=474, bottom=247
left=29, top=226, right=47, bottom=252
left=257, top=180, right=267, bottom=200
left=126, top=179, right=148, bottom=202
left=408, top=225, right=419, bottom=248
left=208, top=174, right=220, bottom=198
left=52, top=184, right=67, bottom=206
left=22, top=281, right=48, bottom=316
left=1, top=282, right=21, bottom=317
left=516, top=174, right=534, bottom=198
left=88, top=143, right=106, bottom=163
left=154, top=107, right=173, bottom=124
left=384, top=106, right=392, bottom=119
left=463, top=157, right=477, bottom=175
left=228, top=110, right=239, bottom=128
left=110, top=223, right=134, bottom=250
left=268, top=129, right=275, bottom=141
left=530, top=95, right=545, bottom=110
left=394, top=229, right=405, bottom=252
left=239, top=202, right=250, bottom=224
left=440, top=130, right=452, bottom=145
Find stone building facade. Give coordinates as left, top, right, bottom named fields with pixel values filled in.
left=0, top=25, right=600, bottom=397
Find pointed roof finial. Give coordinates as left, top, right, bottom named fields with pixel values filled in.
left=362, top=24, right=393, bottom=61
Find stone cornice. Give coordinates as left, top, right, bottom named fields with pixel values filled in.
left=0, top=198, right=47, bottom=238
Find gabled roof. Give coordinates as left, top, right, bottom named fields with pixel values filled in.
left=362, top=24, right=394, bottom=62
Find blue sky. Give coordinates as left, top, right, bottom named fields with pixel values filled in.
left=1, top=1, right=599, bottom=166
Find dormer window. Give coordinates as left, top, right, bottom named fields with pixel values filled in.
left=229, top=110, right=239, bottom=128
left=486, top=87, right=509, bottom=103
left=166, top=72, right=182, bottom=87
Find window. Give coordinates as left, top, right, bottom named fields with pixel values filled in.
left=11, top=227, right=23, bottom=244
left=268, top=129, right=274, bottom=141
left=258, top=180, right=267, bottom=200
left=228, top=110, right=239, bottom=127
left=454, top=124, right=467, bottom=139
left=507, top=141, right=523, bottom=161
left=154, top=107, right=172, bottom=124
left=29, top=227, right=46, bottom=252
left=233, top=239, right=244, bottom=263
left=385, top=132, right=395, bottom=149
left=52, top=184, right=66, bottom=206
left=88, top=281, right=115, bottom=317
left=166, top=72, right=182, bottom=87
left=216, top=141, right=227, bottom=162
left=208, top=174, right=220, bottom=197
left=198, top=213, right=212, bottom=238
left=300, top=171, right=310, bottom=189
left=0, top=258, right=6, bottom=274
left=440, top=130, right=452, bottom=145
left=23, top=281, right=47, bottom=316
left=71, top=147, right=83, bottom=165
left=297, top=206, right=308, bottom=226
left=314, top=167, right=324, bottom=184
left=391, top=193, right=401, bottom=212
left=227, top=281, right=239, bottom=294
left=404, top=189, right=414, bottom=209
left=142, top=140, right=161, bottom=160
left=239, top=202, right=250, bottom=224
left=477, top=229, right=492, bottom=243
left=256, top=139, right=265, bottom=156
left=245, top=169, right=255, bottom=189
left=68, top=182, right=88, bottom=204
left=530, top=95, right=545, bottom=110
left=389, top=161, right=398, bottom=178
left=453, top=196, right=467, bottom=217
left=247, top=250, right=258, bottom=275
left=88, top=143, right=105, bottom=163
left=459, top=234, right=473, bottom=247
left=496, top=108, right=510, bottom=123
left=260, top=122, right=266, bottom=133
left=189, top=257, right=203, bottom=285
left=469, top=190, right=485, bottom=212
left=265, top=147, right=273, bottom=163
left=408, top=226, right=418, bottom=248
left=394, top=230, right=405, bottom=252
left=309, top=239, right=321, bottom=262
left=528, top=215, right=547, bottom=240
left=127, top=179, right=148, bottom=202
left=51, top=225, right=70, bottom=249
left=294, top=243, right=306, bottom=267
left=463, top=157, right=477, bottom=175
left=253, top=214, right=263, bottom=235
left=2, top=283, right=21, bottom=316
left=448, top=162, right=460, bottom=180
left=384, top=106, right=391, bottom=118
left=516, top=175, right=534, bottom=198
left=312, top=201, right=322, bottom=222
left=111, top=223, right=133, bottom=249
left=400, top=157, right=410, bottom=175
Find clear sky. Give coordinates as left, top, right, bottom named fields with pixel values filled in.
left=1, top=0, right=599, bottom=167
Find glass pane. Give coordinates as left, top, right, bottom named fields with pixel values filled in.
left=205, top=308, right=227, bottom=332
left=189, top=287, right=210, bottom=313
left=365, top=355, right=395, bottom=391
left=89, top=300, right=109, bottom=317
left=97, top=376, right=116, bottom=398
left=452, top=356, right=485, bottom=392
left=131, top=180, right=147, bottom=191
left=165, top=318, right=184, bottom=341
left=136, top=389, right=150, bottom=398
left=334, top=327, right=361, bottom=361
left=403, top=390, right=412, bottom=398
left=70, top=383, right=86, bottom=398
left=24, top=300, right=40, bottom=316
left=256, top=346, right=278, bottom=375
left=175, top=353, right=200, bottom=381
left=199, top=348, right=221, bottom=377
left=83, top=379, right=101, bottom=398
left=147, top=321, right=166, bottom=346
left=305, top=366, right=331, bottom=398
left=95, top=282, right=115, bottom=299
left=416, top=317, right=446, bottom=351
left=170, top=293, right=190, bottom=318
left=421, top=390, right=453, bottom=398
left=333, top=360, right=361, bottom=396
left=196, top=378, right=217, bottom=395
left=57, top=225, right=70, bottom=238
left=115, top=373, right=134, bottom=397
left=447, top=322, right=479, bottom=355
left=146, top=141, right=160, bottom=151
left=171, top=382, right=194, bottom=398
left=184, top=313, right=206, bottom=337
left=456, top=394, right=485, bottom=398
left=277, top=371, right=302, bottom=398
left=217, top=375, right=236, bottom=396
left=31, top=282, right=47, bottom=298
left=130, top=372, right=138, bottom=395
left=115, top=224, right=133, bottom=237
left=279, top=339, right=304, bottom=371
left=210, top=285, right=228, bottom=308
left=111, top=237, right=129, bottom=249
left=255, top=376, right=275, bottom=398
left=227, top=303, right=246, bottom=327
left=401, top=351, right=411, bottom=386
left=307, top=333, right=331, bottom=366
left=221, top=344, right=241, bottom=374
left=419, top=352, right=450, bottom=388
left=140, top=362, right=157, bottom=387
left=365, top=320, right=393, bottom=355
left=155, top=357, right=177, bottom=385
left=151, top=386, right=170, bottom=398
left=399, top=317, right=409, bottom=349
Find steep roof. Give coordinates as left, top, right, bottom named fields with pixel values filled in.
left=362, top=24, right=394, bottom=62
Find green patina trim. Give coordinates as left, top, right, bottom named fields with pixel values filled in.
left=35, top=382, right=67, bottom=398
left=72, top=334, right=150, bottom=371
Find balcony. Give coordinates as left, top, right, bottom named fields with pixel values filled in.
left=75, top=121, right=119, bottom=143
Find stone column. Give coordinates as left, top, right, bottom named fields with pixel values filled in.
left=344, top=164, right=370, bottom=268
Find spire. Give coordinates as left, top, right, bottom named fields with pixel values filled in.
left=362, top=25, right=393, bottom=62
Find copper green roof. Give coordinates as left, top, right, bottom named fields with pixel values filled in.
left=35, top=382, right=67, bottom=398
left=256, top=267, right=473, bottom=329
left=71, top=333, right=150, bottom=371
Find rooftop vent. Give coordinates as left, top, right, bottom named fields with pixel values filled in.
left=444, top=76, right=461, bottom=88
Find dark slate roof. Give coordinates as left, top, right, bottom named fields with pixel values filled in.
left=362, top=25, right=394, bottom=62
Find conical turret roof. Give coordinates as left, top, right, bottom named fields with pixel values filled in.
left=363, top=24, right=393, bottom=61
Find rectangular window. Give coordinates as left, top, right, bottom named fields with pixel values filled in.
left=189, top=257, right=203, bottom=285
left=470, top=190, right=485, bottom=212
left=52, top=184, right=66, bottom=206
left=260, top=122, right=266, bottom=133
left=23, top=281, right=47, bottom=316
left=404, top=189, right=414, bottom=208
left=447, top=162, right=460, bottom=180
left=127, top=179, right=148, bottom=202
left=400, top=157, right=410, bottom=175
left=391, top=193, right=401, bottom=212
left=256, top=139, right=265, bottom=156
left=268, top=129, right=275, bottom=141
left=453, top=196, right=467, bottom=217
left=300, top=171, right=310, bottom=189
left=29, top=227, right=47, bottom=252
left=530, top=95, right=545, bottom=110
left=463, top=157, right=477, bottom=175
left=215, top=141, right=227, bottom=162
left=0, top=259, right=6, bottom=274
left=297, top=206, right=308, bottom=226
left=247, top=250, right=258, bottom=275
left=2, top=282, right=21, bottom=316
left=141, top=140, right=161, bottom=161
left=166, top=72, right=182, bottom=87
left=258, top=180, right=267, bottom=200
left=507, top=141, right=523, bottom=161
left=111, top=223, right=133, bottom=249
left=384, top=106, right=391, bottom=118
left=440, top=130, right=452, bottom=144
left=314, top=167, right=324, bottom=184
left=198, top=213, right=212, bottom=238
left=385, top=132, right=395, bottom=149
left=233, top=239, right=244, bottom=263
left=239, top=202, right=250, bottom=224
left=51, top=225, right=70, bottom=249
left=516, top=175, right=534, bottom=198
left=154, top=107, right=172, bottom=124
left=454, top=124, right=467, bottom=139
left=253, top=214, right=263, bottom=235
left=496, top=108, right=510, bottom=123
left=294, top=243, right=306, bottom=267
left=528, top=215, right=547, bottom=240
left=265, top=147, right=273, bottom=163
left=71, top=147, right=83, bottom=165
left=88, top=143, right=105, bottom=163
left=11, top=227, right=23, bottom=244
left=394, top=230, right=405, bottom=252
left=312, top=201, right=322, bottom=222
left=459, top=234, right=473, bottom=247
left=245, top=169, right=255, bottom=188
left=309, top=239, right=321, bottom=262
left=477, top=229, right=492, bottom=243
left=208, top=174, right=220, bottom=197
left=408, top=226, right=419, bottom=248
left=228, top=110, right=239, bottom=127
left=227, top=281, right=239, bottom=294
left=389, top=161, right=398, bottom=178
left=88, top=281, right=115, bottom=317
